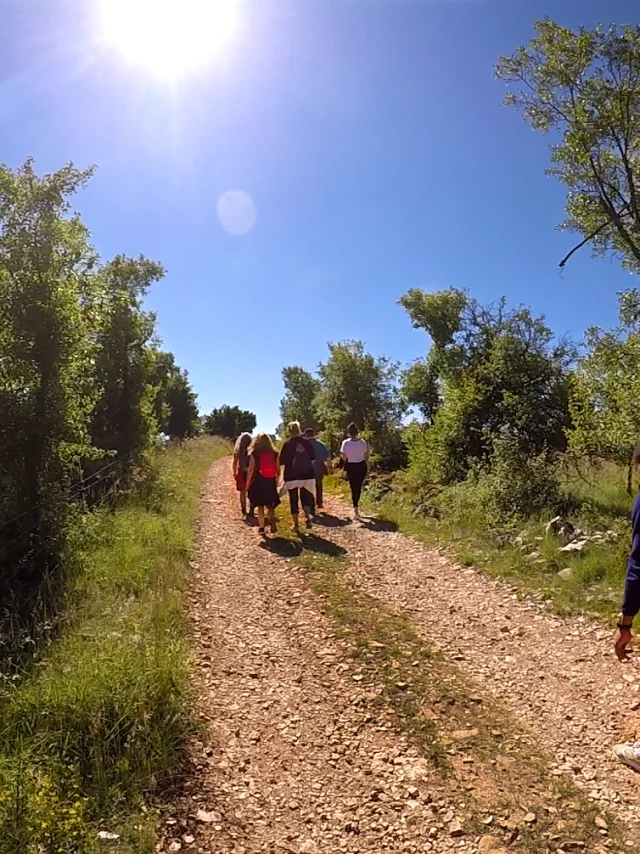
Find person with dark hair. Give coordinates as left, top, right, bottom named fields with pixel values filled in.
left=613, top=441, right=640, bottom=770
left=304, top=427, right=330, bottom=514
left=340, top=422, right=368, bottom=521
left=279, top=421, right=316, bottom=532
left=245, top=433, right=280, bottom=536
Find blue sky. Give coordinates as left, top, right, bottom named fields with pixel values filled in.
left=2, top=0, right=639, bottom=431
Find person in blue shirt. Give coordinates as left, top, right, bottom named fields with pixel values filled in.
left=613, top=442, right=640, bottom=770
left=304, top=427, right=331, bottom=514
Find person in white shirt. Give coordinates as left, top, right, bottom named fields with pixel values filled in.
left=340, top=422, right=369, bottom=520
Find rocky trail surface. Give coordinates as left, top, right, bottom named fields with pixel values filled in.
left=159, top=459, right=640, bottom=853
left=320, top=493, right=640, bottom=832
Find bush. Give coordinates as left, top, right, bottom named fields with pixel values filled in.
left=480, top=438, right=562, bottom=522
left=432, top=439, right=562, bottom=528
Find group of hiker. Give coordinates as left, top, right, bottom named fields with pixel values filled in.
left=232, top=421, right=369, bottom=536
left=230, top=430, right=640, bottom=774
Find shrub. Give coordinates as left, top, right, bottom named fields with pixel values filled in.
left=432, top=439, right=562, bottom=528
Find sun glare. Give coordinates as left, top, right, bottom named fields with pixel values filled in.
left=100, top=0, right=237, bottom=78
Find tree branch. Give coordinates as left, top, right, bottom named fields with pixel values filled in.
left=558, top=219, right=612, bottom=268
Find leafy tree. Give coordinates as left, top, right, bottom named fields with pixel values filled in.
left=203, top=405, right=256, bottom=438
left=401, top=359, right=441, bottom=425
left=400, top=288, right=573, bottom=483
left=152, top=351, right=199, bottom=440
left=279, top=366, right=322, bottom=431
left=0, top=159, right=98, bottom=598
left=88, top=255, right=164, bottom=469
left=497, top=20, right=640, bottom=272
left=568, top=289, right=640, bottom=491
left=316, top=340, right=404, bottom=462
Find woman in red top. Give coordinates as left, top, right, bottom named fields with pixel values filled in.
left=246, top=433, right=281, bottom=536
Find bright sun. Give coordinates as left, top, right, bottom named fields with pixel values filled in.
left=100, top=0, right=237, bottom=78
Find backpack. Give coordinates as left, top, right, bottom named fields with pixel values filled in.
left=258, top=450, right=278, bottom=479
left=291, top=439, right=312, bottom=475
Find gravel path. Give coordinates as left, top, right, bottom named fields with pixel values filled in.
left=162, top=460, right=478, bottom=854
left=162, top=458, right=640, bottom=852
left=322, top=492, right=640, bottom=837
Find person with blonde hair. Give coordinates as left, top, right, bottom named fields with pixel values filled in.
left=232, top=432, right=253, bottom=517
left=246, top=433, right=280, bottom=536
left=278, top=421, right=316, bottom=532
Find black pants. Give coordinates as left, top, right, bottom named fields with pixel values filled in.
left=288, top=487, right=314, bottom=517
left=307, top=477, right=325, bottom=515
left=345, top=461, right=367, bottom=508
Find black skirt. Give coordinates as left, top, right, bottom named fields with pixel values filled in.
left=249, top=474, right=281, bottom=509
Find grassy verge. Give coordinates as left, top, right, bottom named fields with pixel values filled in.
left=266, top=509, right=622, bottom=852
left=326, top=468, right=632, bottom=622
left=0, top=437, right=228, bottom=854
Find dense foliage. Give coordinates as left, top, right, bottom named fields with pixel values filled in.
left=400, top=288, right=573, bottom=494
left=279, top=340, right=406, bottom=467
left=203, top=404, right=257, bottom=438
left=280, top=366, right=322, bottom=432
left=0, top=159, right=199, bottom=627
left=569, top=289, right=640, bottom=489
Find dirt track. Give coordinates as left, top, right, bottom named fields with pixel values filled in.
left=159, top=459, right=640, bottom=852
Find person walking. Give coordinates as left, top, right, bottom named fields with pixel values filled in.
left=245, top=433, right=280, bottom=536
left=279, top=421, right=316, bottom=532
left=304, top=427, right=330, bottom=514
left=340, top=422, right=368, bottom=521
left=613, top=442, right=640, bottom=770
left=232, top=432, right=252, bottom=516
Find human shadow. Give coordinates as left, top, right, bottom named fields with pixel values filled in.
left=361, top=518, right=398, bottom=533
left=259, top=537, right=302, bottom=557
left=300, top=532, right=346, bottom=557
left=312, top=513, right=350, bottom=529
left=258, top=531, right=346, bottom=559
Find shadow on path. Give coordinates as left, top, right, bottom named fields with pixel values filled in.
left=259, top=532, right=346, bottom=559
left=361, top=518, right=398, bottom=533
left=313, top=513, right=351, bottom=529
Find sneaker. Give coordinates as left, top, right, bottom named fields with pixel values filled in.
left=613, top=742, right=640, bottom=772
left=257, top=527, right=266, bottom=537
left=354, top=509, right=361, bottom=521
left=305, top=515, right=312, bottom=529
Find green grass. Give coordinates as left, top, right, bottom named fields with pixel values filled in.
left=326, top=463, right=635, bottom=622
left=0, top=437, right=229, bottom=854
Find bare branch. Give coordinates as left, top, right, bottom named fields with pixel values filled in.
left=558, top=219, right=612, bottom=268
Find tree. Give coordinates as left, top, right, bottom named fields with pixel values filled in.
left=401, top=359, right=441, bottom=425
left=0, top=159, right=98, bottom=598
left=316, top=341, right=404, bottom=463
left=400, top=288, right=573, bottom=483
left=203, top=405, right=256, bottom=438
left=568, top=288, right=640, bottom=491
left=89, top=255, right=164, bottom=469
left=152, top=351, right=199, bottom=440
left=497, top=20, right=640, bottom=272
left=279, top=366, right=322, bottom=431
